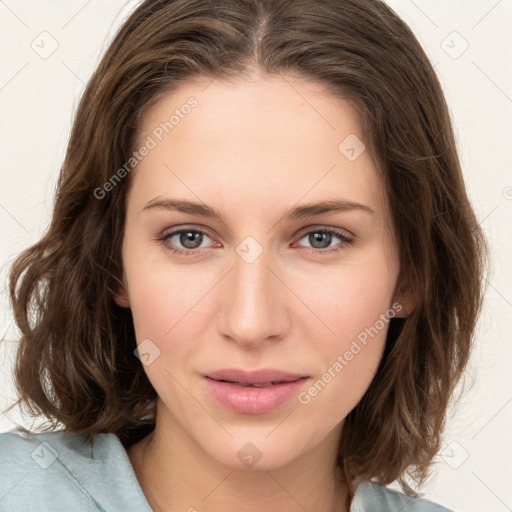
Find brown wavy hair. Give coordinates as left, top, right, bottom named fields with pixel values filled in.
left=5, top=0, right=488, bottom=500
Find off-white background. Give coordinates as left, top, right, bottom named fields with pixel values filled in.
left=0, top=1, right=511, bottom=511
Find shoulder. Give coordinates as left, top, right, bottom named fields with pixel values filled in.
left=0, top=427, right=151, bottom=512
left=0, top=428, right=101, bottom=511
left=352, top=480, right=453, bottom=512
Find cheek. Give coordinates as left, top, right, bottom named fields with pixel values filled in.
left=291, top=250, right=397, bottom=409
left=122, top=235, right=210, bottom=341
left=123, top=250, right=210, bottom=403
left=291, top=251, right=398, bottom=346
left=296, top=276, right=391, bottom=425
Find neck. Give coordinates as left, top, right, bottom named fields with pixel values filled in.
left=127, top=405, right=350, bottom=512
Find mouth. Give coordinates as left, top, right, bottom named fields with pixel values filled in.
left=204, top=368, right=309, bottom=386
left=202, top=368, right=310, bottom=414
left=205, top=376, right=309, bottom=388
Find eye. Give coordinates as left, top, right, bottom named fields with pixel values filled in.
left=294, top=227, right=355, bottom=256
left=156, top=226, right=217, bottom=257
left=156, top=225, right=355, bottom=258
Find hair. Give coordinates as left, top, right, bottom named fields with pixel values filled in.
left=5, top=0, right=488, bottom=502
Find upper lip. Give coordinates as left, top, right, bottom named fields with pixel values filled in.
left=204, top=368, right=308, bottom=384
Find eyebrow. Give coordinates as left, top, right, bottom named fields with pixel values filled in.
left=142, top=197, right=375, bottom=221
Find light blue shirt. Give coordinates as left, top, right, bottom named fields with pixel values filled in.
left=0, top=428, right=452, bottom=511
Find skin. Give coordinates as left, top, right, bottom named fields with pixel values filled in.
left=115, top=73, right=412, bottom=512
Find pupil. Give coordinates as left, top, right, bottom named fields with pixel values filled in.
left=181, top=231, right=202, bottom=249
left=310, top=232, right=331, bottom=249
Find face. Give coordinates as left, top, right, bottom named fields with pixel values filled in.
left=116, top=74, right=406, bottom=471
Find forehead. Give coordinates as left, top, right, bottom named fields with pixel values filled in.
left=131, top=75, right=390, bottom=226
left=140, top=74, right=362, bottom=154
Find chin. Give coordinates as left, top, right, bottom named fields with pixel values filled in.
left=196, top=427, right=315, bottom=472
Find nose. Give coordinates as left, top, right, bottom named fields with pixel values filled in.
left=216, top=246, right=290, bottom=348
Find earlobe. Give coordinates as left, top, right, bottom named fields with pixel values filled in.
left=113, top=285, right=130, bottom=308
left=392, top=279, right=417, bottom=318
left=112, top=270, right=130, bottom=308
left=394, top=295, right=416, bottom=318
left=114, top=292, right=130, bottom=308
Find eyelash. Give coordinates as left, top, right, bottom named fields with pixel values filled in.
left=155, top=225, right=355, bottom=258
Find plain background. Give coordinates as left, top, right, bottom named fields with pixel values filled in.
left=0, top=1, right=511, bottom=510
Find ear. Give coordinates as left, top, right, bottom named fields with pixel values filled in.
left=114, top=287, right=130, bottom=308
left=391, top=275, right=417, bottom=318
left=112, top=275, right=130, bottom=308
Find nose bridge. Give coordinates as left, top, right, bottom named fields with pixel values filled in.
left=217, top=242, right=285, bottom=346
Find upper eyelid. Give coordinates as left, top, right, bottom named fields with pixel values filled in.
left=295, top=224, right=354, bottom=239
left=162, top=225, right=216, bottom=241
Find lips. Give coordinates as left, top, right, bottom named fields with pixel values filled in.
left=204, top=368, right=308, bottom=386
left=203, top=369, right=310, bottom=414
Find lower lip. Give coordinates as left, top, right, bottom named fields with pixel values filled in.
left=204, top=377, right=309, bottom=415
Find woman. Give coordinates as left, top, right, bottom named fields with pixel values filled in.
left=0, top=0, right=487, bottom=510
